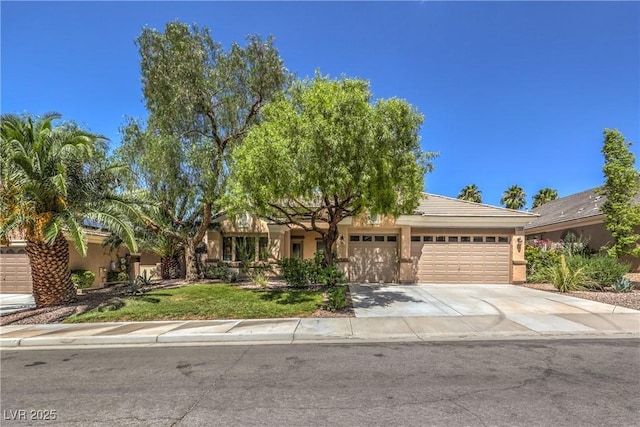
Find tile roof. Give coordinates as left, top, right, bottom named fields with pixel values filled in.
left=416, top=193, right=538, bottom=218
left=525, top=187, right=640, bottom=230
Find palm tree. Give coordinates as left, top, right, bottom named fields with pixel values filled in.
left=1, top=113, right=137, bottom=307
left=458, top=184, right=482, bottom=203
left=501, top=185, right=527, bottom=210
left=532, top=188, right=558, bottom=209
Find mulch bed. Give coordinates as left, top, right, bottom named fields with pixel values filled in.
left=0, top=279, right=354, bottom=326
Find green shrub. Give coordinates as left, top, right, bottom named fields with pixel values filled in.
left=307, top=252, right=325, bottom=284
left=325, top=286, right=347, bottom=311
left=251, top=270, right=269, bottom=287
left=320, top=265, right=347, bottom=287
left=106, top=271, right=129, bottom=283
left=277, top=258, right=310, bottom=288
left=205, top=263, right=231, bottom=281
left=582, top=255, right=630, bottom=290
left=612, top=277, right=634, bottom=293
left=71, top=270, right=96, bottom=289
left=525, top=245, right=561, bottom=279
left=542, top=255, right=590, bottom=293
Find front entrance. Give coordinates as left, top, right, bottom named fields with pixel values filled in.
left=348, top=234, right=398, bottom=283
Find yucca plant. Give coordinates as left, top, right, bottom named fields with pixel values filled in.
left=543, top=255, right=591, bottom=293
left=1, top=113, right=138, bottom=307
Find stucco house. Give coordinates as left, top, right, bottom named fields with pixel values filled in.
left=524, top=187, right=640, bottom=272
left=206, top=193, right=537, bottom=284
left=1, top=193, right=538, bottom=294
left=0, top=228, right=160, bottom=295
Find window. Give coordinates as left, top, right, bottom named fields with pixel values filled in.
left=498, top=237, right=509, bottom=243
left=259, top=237, right=269, bottom=261
left=486, top=236, right=496, bottom=243
left=424, top=236, right=433, bottom=242
left=411, top=236, right=421, bottom=242
left=223, top=237, right=233, bottom=261
left=291, top=241, right=303, bottom=259
left=436, top=236, right=446, bottom=242
left=461, top=236, right=471, bottom=243
left=235, top=237, right=256, bottom=262
left=448, top=236, right=458, bottom=242
left=386, top=235, right=397, bottom=242
left=350, top=235, right=360, bottom=242
left=473, top=236, right=483, bottom=243
left=374, top=235, right=385, bottom=242
left=316, top=240, right=325, bottom=254
left=363, top=235, right=373, bottom=242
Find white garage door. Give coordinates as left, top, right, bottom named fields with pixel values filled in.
left=411, top=235, right=510, bottom=284
left=0, top=247, right=33, bottom=294
left=348, top=234, right=398, bottom=283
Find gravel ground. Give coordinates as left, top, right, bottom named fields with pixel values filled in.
left=520, top=273, right=640, bottom=311
left=0, top=279, right=353, bottom=326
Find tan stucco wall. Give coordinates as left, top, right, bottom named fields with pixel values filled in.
left=68, top=243, right=127, bottom=286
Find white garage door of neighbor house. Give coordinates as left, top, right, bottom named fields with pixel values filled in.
left=411, top=235, right=510, bottom=284
left=348, top=235, right=398, bottom=283
left=0, top=247, right=33, bottom=294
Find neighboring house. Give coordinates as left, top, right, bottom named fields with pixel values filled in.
left=524, top=187, right=640, bottom=272
left=0, top=228, right=160, bottom=295
left=206, top=193, right=537, bottom=284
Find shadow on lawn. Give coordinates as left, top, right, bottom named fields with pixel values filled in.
left=257, top=290, right=316, bottom=305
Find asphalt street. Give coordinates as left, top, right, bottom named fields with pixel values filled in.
left=2, top=339, right=639, bottom=426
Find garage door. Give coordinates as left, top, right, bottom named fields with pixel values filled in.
left=348, top=234, right=398, bottom=283
left=411, top=235, right=510, bottom=284
left=0, top=247, right=33, bottom=294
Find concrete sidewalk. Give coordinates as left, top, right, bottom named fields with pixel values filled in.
left=2, top=312, right=639, bottom=349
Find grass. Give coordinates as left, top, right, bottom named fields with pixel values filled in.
left=64, top=284, right=325, bottom=323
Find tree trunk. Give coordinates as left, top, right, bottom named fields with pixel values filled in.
left=322, top=225, right=340, bottom=266
left=25, top=235, right=76, bottom=307
left=184, top=240, right=200, bottom=281
left=160, top=255, right=181, bottom=279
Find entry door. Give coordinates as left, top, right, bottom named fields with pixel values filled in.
left=291, top=241, right=303, bottom=259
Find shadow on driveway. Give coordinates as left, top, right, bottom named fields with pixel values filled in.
left=349, top=285, right=422, bottom=309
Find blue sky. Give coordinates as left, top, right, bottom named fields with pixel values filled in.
left=2, top=1, right=638, bottom=208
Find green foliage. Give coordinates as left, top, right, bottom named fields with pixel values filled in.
left=277, top=258, right=310, bottom=288
left=135, top=270, right=156, bottom=287
left=320, top=265, right=347, bottom=287
left=458, top=184, right=482, bottom=203
left=611, top=277, right=634, bottom=293
left=525, top=245, right=561, bottom=281
left=559, top=232, right=592, bottom=257
left=229, top=73, right=437, bottom=266
left=70, top=270, right=96, bottom=289
left=542, top=255, right=590, bottom=293
left=325, top=286, right=348, bottom=312
left=106, top=271, right=129, bottom=283
left=599, top=128, right=640, bottom=258
left=532, top=188, right=558, bottom=209
left=205, top=263, right=231, bottom=281
left=501, top=185, right=527, bottom=210
left=0, top=113, right=137, bottom=253
left=580, top=255, right=630, bottom=290
left=117, top=21, right=290, bottom=280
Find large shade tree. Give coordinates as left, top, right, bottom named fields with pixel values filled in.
left=531, top=187, right=558, bottom=209
left=119, top=22, right=290, bottom=280
left=229, top=74, right=437, bottom=266
left=501, top=185, right=527, bottom=210
left=457, top=184, right=482, bottom=203
left=599, top=128, right=640, bottom=257
left=0, top=113, right=137, bottom=307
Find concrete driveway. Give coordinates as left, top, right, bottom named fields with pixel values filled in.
left=349, top=283, right=639, bottom=318
left=0, top=294, right=35, bottom=315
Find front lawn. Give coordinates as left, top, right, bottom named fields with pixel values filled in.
left=64, top=284, right=325, bottom=323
